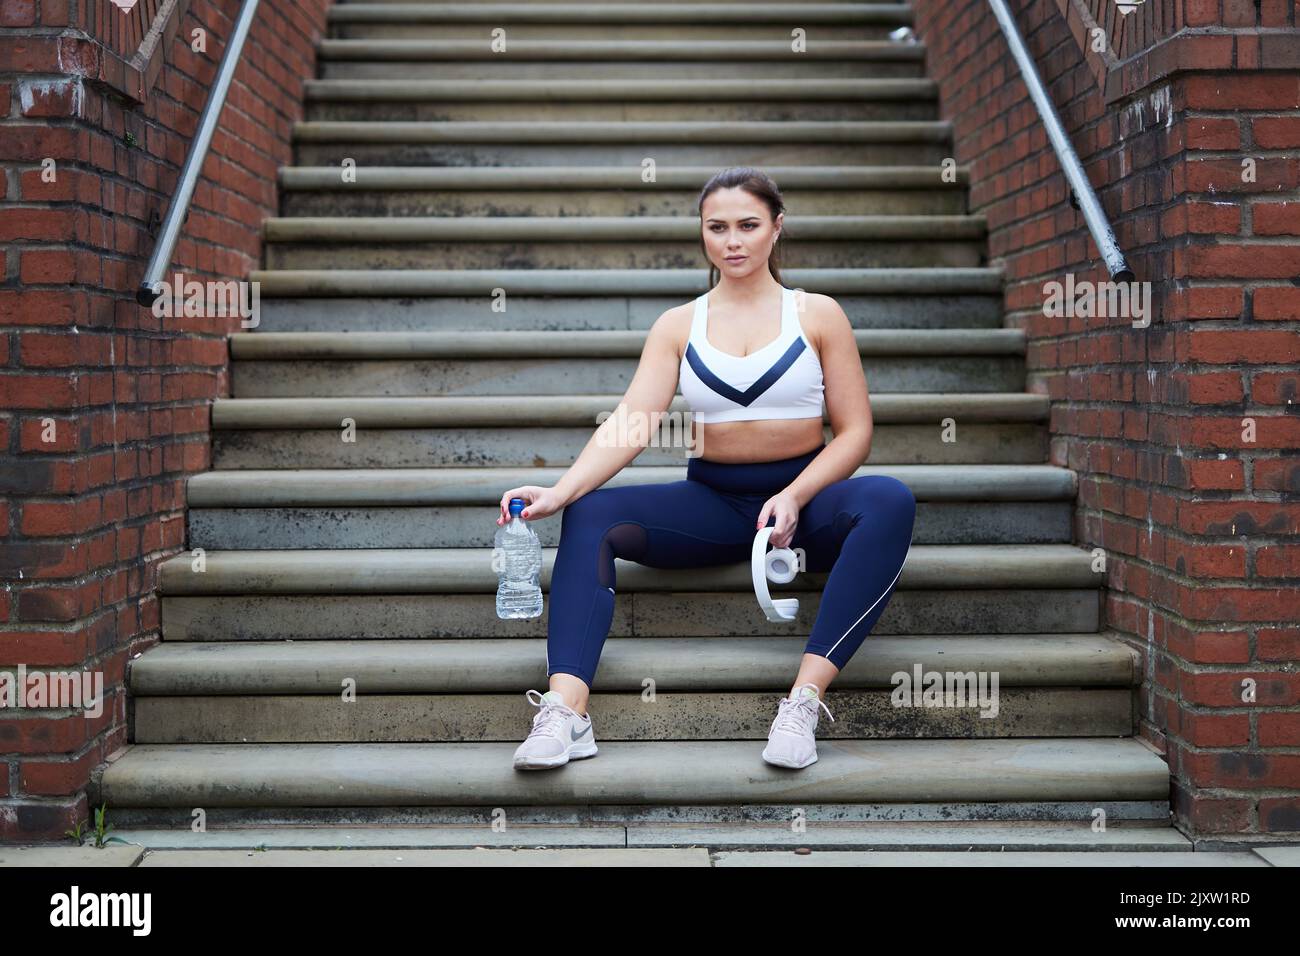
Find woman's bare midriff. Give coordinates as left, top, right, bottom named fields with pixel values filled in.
left=689, top=419, right=826, bottom=464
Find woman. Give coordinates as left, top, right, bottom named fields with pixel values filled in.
left=496, top=167, right=917, bottom=771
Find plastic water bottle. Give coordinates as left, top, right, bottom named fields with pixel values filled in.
left=495, top=498, right=543, bottom=619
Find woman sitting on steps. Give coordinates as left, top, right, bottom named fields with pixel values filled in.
left=496, top=166, right=917, bottom=772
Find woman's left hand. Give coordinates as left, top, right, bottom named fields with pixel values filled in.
left=756, top=491, right=801, bottom=549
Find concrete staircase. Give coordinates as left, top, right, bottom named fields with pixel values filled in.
left=96, top=0, right=1174, bottom=851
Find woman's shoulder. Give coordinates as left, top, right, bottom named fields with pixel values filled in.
left=648, top=298, right=697, bottom=364
left=794, top=290, right=846, bottom=322
left=791, top=290, right=849, bottom=360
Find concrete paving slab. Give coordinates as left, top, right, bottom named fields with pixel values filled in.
left=110, top=825, right=626, bottom=849
left=0, top=845, right=146, bottom=867
left=624, top=822, right=1191, bottom=851
left=139, top=848, right=709, bottom=866
left=713, top=850, right=1269, bottom=867
left=1251, top=846, right=1300, bottom=866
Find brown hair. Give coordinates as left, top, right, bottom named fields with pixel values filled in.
left=696, top=168, right=787, bottom=289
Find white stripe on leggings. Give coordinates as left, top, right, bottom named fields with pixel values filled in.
left=823, top=553, right=910, bottom=659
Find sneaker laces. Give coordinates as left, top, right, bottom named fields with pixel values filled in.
left=771, top=683, right=834, bottom=737
left=524, top=689, right=578, bottom=739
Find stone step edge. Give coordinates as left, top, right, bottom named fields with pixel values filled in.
left=93, top=737, right=1172, bottom=807
left=158, top=543, right=1106, bottom=595
left=326, top=5, right=917, bottom=27
left=229, top=328, right=1023, bottom=360
left=262, top=214, right=987, bottom=242
left=97, top=798, right=1175, bottom=827
left=90, top=825, right=1196, bottom=855
left=302, top=77, right=936, bottom=102
left=186, top=463, right=1076, bottom=507
left=210, top=392, right=1048, bottom=429
left=314, top=39, right=930, bottom=61
left=292, top=119, right=951, bottom=142
left=246, top=266, right=1005, bottom=297
left=127, top=633, right=1140, bottom=694
left=278, top=164, right=971, bottom=189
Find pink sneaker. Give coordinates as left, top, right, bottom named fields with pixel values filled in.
left=761, top=682, right=834, bottom=769
left=512, top=689, right=598, bottom=770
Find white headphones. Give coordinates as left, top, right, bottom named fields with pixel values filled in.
left=751, top=525, right=801, bottom=622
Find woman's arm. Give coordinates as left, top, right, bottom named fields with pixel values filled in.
left=782, top=294, right=873, bottom=509
left=552, top=308, right=686, bottom=507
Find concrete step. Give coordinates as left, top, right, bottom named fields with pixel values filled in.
left=158, top=543, right=1104, bottom=595
left=326, top=3, right=914, bottom=43
left=211, top=425, right=1047, bottom=468
left=263, top=215, right=985, bottom=244
left=133, top=690, right=1132, bottom=743
left=128, top=634, right=1137, bottom=742
left=245, top=267, right=1005, bottom=332
left=129, top=634, right=1137, bottom=693
left=161, top=587, right=1102, bottom=641
left=315, top=39, right=929, bottom=80
left=252, top=292, right=1002, bottom=332
left=247, top=265, right=1001, bottom=298
left=206, top=393, right=1048, bottom=468
left=291, top=120, right=950, bottom=167
left=211, top=426, right=1048, bottom=468
left=185, top=462, right=1075, bottom=549
left=92, top=825, right=1201, bottom=854
left=228, top=328, right=1020, bottom=397
left=304, top=82, right=938, bottom=123
left=188, top=463, right=1076, bottom=506
left=233, top=327, right=1024, bottom=361
left=278, top=164, right=969, bottom=218
left=188, top=500, right=1070, bottom=549
left=94, top=737, right=1171, bottom=808
left=231, top=327, right=1022, bottom=360
left=208, top=392, right=1047, bottom=428
left=262, top=214, right=986, bottom=270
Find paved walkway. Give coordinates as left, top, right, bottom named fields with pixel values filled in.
left=3, top=842, right=1297, bottom=867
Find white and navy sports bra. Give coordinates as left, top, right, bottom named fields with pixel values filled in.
left=678, top=284, right=825, bottom=424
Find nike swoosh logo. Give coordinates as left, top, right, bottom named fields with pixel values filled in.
left=570, top=723, right=589, bottom=741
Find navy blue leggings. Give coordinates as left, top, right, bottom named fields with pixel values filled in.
left=545, top=444, right=917, bottom=689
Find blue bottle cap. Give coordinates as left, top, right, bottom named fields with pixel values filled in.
left=509, top=498, right=525, bottom=516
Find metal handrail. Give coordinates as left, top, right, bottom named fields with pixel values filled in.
left=987, top=0, right=1135, bottom=282
left=136, top=0, right=262, bottom=306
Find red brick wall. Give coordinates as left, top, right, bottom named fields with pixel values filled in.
left=0, top=0, right=330, bottom=840
left=910, top=0, right=1300, bottom=841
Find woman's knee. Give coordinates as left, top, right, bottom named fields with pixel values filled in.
left=886, top=475, right=917, bottom=514
left=559, top=487, right=650, bottom=560
left=854, top=475, right=916, bottom=522
left=559, top=486, right=617, bottom=529
left=842, top=478, right=915, bottom=538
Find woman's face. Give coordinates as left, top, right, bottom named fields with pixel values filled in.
left=701, top=187, right=782, bottom=276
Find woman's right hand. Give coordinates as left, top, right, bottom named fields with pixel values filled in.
left=497, top=485, right=567, bottom=526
